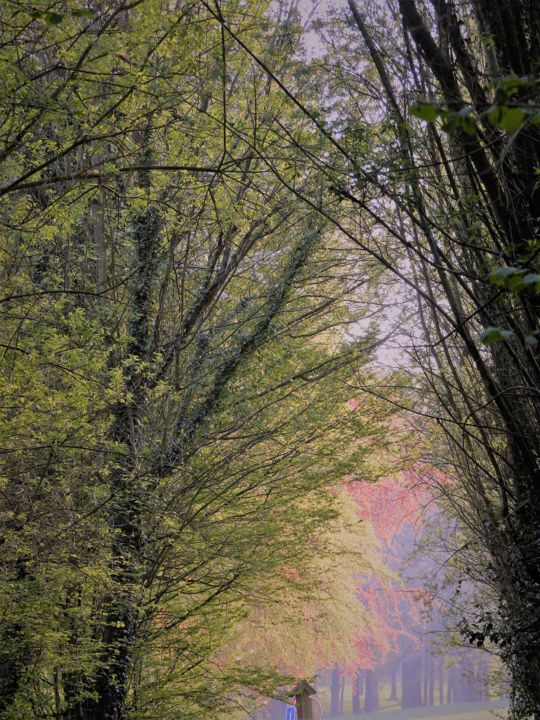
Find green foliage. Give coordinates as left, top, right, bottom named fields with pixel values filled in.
left=487, top=106, right=526, bottom=132
left=0, top=2, right=389, bottom=717
left=409, top=73, right=538, bottom=135
left=410, top=100, right=439, bottom=122
left=479, top=326, right=514, bottom=345
left=309, top=1, right=540, bottom=717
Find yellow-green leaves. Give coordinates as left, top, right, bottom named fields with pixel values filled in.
left=29, top=7, right=94, bottom=25
left=487, top=105, right=526, bottom=132
left=410, top=72, right=538, bottom=136
left=487, top=266, right=540, bottom=293
left=410, top=100, right=439, bottom=122
left=410, top=101, right=477, bottom=135
left=479, top=326, right=514, bottom=345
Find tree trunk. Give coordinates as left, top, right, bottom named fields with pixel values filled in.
left=477, top=658, right=489, bottom=702
left=390, top=661, right=398, bottom=702
left=92, top=187, right=106, bottom=305
left=447, top=666, right=455, bottom=704
left=352, top=670, right=362, bottom=715
left=331, top=666, right=342, bottom=717
left=459, top=657, right=477, bottom=703
left=422, top=650, right=428, bottom=706
left=69, top=150, right=161, bottom=719
left=402, top=652, right=422, bottom=709
left=364, top=669, right=379, bottom=713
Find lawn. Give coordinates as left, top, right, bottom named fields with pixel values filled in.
left=325, top=702, right=508, bottom=720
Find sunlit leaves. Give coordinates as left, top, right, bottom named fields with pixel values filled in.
left=410, top=101, right=477, bottom=135
left=493, top=74, right=532, bottom=102
left=522, top=273, right=540, bottom=290
left=445, top=107, right=476, bottom=134
left=487, top=105, right=526, bottom=132
left=487, top=266, right=540, bottom=293
left=479, top=327, right=514, bottom=345
left=410, top=100, right=438, bottom=122
left=29, top=7, right=93, bottom=24
left=409, top=72, right=537, bottom=135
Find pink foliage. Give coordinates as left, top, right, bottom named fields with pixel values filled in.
left=348, top=470, right=432, bottom=544
left=345, top=467, right=441, bottom=671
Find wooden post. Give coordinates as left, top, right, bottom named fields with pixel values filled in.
left=291, top=681, right=317, bottom=720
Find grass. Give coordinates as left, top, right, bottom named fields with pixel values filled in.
left=325, top=701, right=508, bottom=720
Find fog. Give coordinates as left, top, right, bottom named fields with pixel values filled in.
left=249, top=467, right=508, bottom=720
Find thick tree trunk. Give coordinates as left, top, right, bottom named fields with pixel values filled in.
left=428, top=654, right=435, bottom=706
left=352, top=670, right=362, bottom=715
left=477, top=658, right=489, bottom=702
left=390, top=661, right=398, bottom=702
left=363, top=669, right=379, bottom=713
left=396, top=2, right=540, bottom=714
left=0, top=623, right=30, bottom=715
left=402, top=652, right=422, bottom=709
left=331, top=666, right=342, bottom=717
left=447, top=666, right=455, bottom=704
left=422, top=650, right=428, bottom=706
left=0, top=542, right=32, bottom=713
left=68, top=152, right=160, bottom=719
left=460, top=657, right=478, bottom=703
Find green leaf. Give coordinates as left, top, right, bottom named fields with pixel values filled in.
left=525, top=334, right=539, bottom=349
left=507, top=275, right=526, bottom=293
left=44, top=11, right=65, bottom=25
left=487, top=266, right=524, bottom=287
left=480, top=327, right=514, bottom=345
left=410, top=101, right=438, bottom=122
left=443, top=112, right=460, bottom=132
left=488, top=105, right=526, bottom=132
left=72, top=9, right=94, bottom=18
left=457, top=107, right=476, bottom=135
left=522, top=273, right=540, bottom=291
left=499, top=74, right=530, bottom=97
left=488, top=267, right=540, bottom=293
left=441, top=107, right=476, bottom=134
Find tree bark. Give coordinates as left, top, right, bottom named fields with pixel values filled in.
left=390, top=661, right=398, bottom=702
left=331, top=666, right=342, bottom=717
left=364, top=669, right=379, bottom=713
left=402, top=651, right=422, bottom=709
left=352, top=670, right=363, bottom=715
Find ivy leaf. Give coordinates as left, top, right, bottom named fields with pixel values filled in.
left=487, top=266, right=524, bottom=287
left=497, top=75, right=531, bottom=100
left=410, top=101, right=438, bottom=122
left=441, top=107, right=476, bottom=134
left=507, top=275, right=526, bottom=293
left=72, top=8, right=94, bottom=18
left=44, top=11, right=65, bottom=25
left=443, top=112, right=460, bottom=132
left=480, top=327, right=514, bottom=345
left=488, top=105, right=526, bottom=132
left=457, top=107, right=476, bottom=135
left=522, top=273, right=540, bottom=291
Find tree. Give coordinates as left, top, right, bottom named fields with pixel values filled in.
left=0, top=2, right=391, bottom=718
left=210, top=0, right=540, bottom=714
left=348, top=468, right=431, bottom=710
left=217, top=487, right=383, bottom=718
